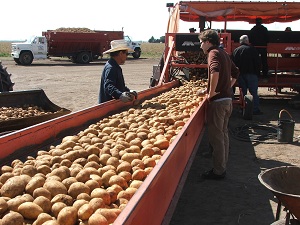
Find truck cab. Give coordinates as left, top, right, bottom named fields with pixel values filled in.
left=125, top=35, right=141, bottom=59
left=11, top=36, right=48, bottom=65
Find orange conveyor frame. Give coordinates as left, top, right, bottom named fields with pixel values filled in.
left=0, top=80, right=207, bottom=225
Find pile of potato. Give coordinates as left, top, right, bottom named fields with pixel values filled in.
left=0, top=80, right=207, bottom=225
left=179, top=51, right=208, bottom=80
left=54, top=28, right=95, bottom=33
left=0, top=105, right=63, bottom=122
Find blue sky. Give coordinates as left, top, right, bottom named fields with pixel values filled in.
left=1, top=0, right=299, bottom=41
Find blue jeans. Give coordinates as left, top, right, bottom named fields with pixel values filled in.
left=238, top=74, right=260, bottom=112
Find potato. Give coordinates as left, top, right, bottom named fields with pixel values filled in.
left=116, top=161, right=132, bottom=173
left=18, top=202, right=43, bottom=219
left=90, top=188, right=111, bottom=205
left=72, top=199, right=89, bottom=211
left=51, top=194, right=73, bottom=206
left=7, top=196, right=27, bottom=211
left=78, top=203, right=94, bottom=221
left=118, top=171, right=132, bottom=182
left=106, top=157, right=120, bottom=168
left=121, top=153, right=140, bottom=164
left=34, top=196, right=52, bottom=213
left=0, top=176, right=25, bottom=198
left=32, top=213, right=53, bottom=225
left=62, top=177, right=78, bottom=190
left=108, top=175, right=128, bottom=189
left=143, top=158, right=156, bottom=168
left=68, top=182, right=90, bottom=199
left=33, top=187, right=52, bottom=200
left=51, top=202, right=67, bottom=218
left=132, top=169, right=146, bottom=181
left=117, top=190, right=132, bottom=201
left=37, top=165, right=51, bottom=175
left=95, top=208, right=118, bottom=224
left=42, top=220, right=60, bottom=225
left=75, top=169, right=91, bottom=183
left=1, top=211, right=24, bottom=225
left=101, top=170, right=116, bottom=187
left=153, top=139, right=169, bottom=149
left=21, top=165, right=38, bottom=177
left=49, top=166, right=70, bottom=181
left=25, top=176, right=45, bottom=195
left=85, top=179, right=100, bottom=190
left=43, top=180, right=67, bottom=198
left=76, top=193, right=91, bottom=201
left=88, top=197, right=105, bottom=211
left=57, top=206, right=78, bottom=225
left=0, top=172, right=14, bottom=184
left=88, top=213, right=108, bottom=225
left=0, top=197, right=8, bottom=214
left=129, top=180, right=143, bottom=189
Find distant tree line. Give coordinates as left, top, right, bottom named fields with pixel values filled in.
left=148, top=36, right=165, bottom=43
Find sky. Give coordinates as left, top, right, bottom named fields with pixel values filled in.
left=1, top=0, right=299, bottom=42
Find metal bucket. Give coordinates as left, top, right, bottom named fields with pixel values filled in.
left=277, top=109, right=295, bottom=143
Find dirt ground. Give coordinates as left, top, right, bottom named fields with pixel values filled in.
left=1, top=57, right=300, bottom=225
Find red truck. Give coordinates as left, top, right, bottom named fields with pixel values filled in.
left=11, top=30, right=124, bottom=65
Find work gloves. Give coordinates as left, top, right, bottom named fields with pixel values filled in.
left=129, top=90, right=138, bottom=99
left=120, top=92, right=133, bottom=103
left=119, top=91, right=138, bottom=103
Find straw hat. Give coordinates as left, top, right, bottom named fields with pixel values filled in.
left=103, top=39, right=133, bottom=54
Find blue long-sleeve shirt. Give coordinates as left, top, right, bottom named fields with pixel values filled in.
left=99, top=58, right=130, bottom=103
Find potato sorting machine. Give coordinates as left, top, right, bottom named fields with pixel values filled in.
left=0, top=80, right=207, bottom=225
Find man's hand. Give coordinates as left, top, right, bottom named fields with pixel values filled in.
left=129, top=90, right=138, bottom=99
left=120, top=92, right=133, bottom=102
left=208, top=91, right=219, bottom=99
left=197, top=89, right=207, bottom=96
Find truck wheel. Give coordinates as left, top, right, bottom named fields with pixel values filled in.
left=242, top=95, right=253, bottom=120
left=77, top=52, right=91, bottom=64
left=13, top=58, right=21, bottom=65
left=19, top=52, right=33, bottom=65
left=70, top=56, right=77, bottom=63
left=132, top=49, right=141, bottom=59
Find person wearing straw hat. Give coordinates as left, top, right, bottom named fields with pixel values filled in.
left=99, top=39, right=137, bottom=103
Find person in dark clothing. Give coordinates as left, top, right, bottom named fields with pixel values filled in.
left=198, top=29, right=240, bottom=180
left=99, top=40, right=137, bottom=104
left=232, top=35, right=263, bottom=115
left=249, top=17, right=269, bottom=78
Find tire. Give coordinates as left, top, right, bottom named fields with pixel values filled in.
left=70, top=56, right=77, bottom=63
left=13, top=58, right=21, bottom=65
left=243, top=95, right=253, bottom=120
left=93, top=55, right=99, bottom=60
left=132, top=49, right=141, bottom=59
left=19, top=52, right=33, bottom=65
left=77, top=52, right=91, bottom=64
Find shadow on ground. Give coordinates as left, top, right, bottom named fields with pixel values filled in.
left=168, top=97, right=299, bottom=225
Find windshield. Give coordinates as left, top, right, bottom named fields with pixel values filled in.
left=124, top=36, right=131, bottom=42
left=24, top=36, right=36, bottom=43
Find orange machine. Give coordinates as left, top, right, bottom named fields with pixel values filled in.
left=161, top=1, right=300, bottom=94
left=153, top=1, right=300, bottom=119
left=0, top=80, right=207, bottom=225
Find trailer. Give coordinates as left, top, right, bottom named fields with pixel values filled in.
left=11, top=30, right=126, bottom=65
